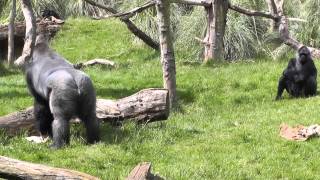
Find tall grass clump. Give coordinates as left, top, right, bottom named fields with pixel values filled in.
left=296, top=0, right=320, bottom=47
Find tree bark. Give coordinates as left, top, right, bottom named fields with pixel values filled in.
left=204, top=0, right=228, bottom=62
left=0, top=89, right=169, bottom=136
left=14, top=0, right=36, bottom=67
left=156, top=0, right=177, bottom=107
left=7, top=0, right=16, bottom=66
left=265, top=0, right=279, bottom=31
left=0, top=156, right=99, bottom=180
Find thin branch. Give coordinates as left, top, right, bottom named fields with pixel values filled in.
left=108, top=1, right=155, bottom=19
left=228, top=2, right=279, bottom=20
left=287, top=17, right=307, bottom=23
left=83, top=0, right=159, bottom=51
left=171, top=0, right=211, bottom=7
left=8, top=0, right=16, bottom=66
left=83, top=0, right=117, bottom=14
left=194, top=37, right=208, bottom=45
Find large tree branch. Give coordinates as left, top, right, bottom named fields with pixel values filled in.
left=83, top=0, right=159, bottom=51
left=272, top=0, right=320, bottom=58
left=228, top=2, right=278, bottom=20
left=14, top=0, right=36, bottom=67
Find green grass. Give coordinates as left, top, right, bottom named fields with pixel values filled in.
left=2, top=18, right=320, bottom=179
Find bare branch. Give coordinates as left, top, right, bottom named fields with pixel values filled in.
left=14, top=0, right=36, bottom=67
left=83, top=0, right=159, bottom=51
left=8, top=0, right=16, bottom=66
left=272, top=0, right=320, bottom=58
left=108, top=1, right=155, bottom=19
left=228, top=2, right=279, bottom=20
left=194, top=37, right=209, bottom=45
left=83, top=0, right=117, bottom=14
left=287, top=17, right=307, bottom=23
left=171, top=0, right=211, bottom=7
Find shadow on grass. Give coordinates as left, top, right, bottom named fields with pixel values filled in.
left=97, top=87, right=142, bottom=99
left=98, top=122, right=204, bottom=145
left=173, top=89, right=196, bottom=113
left=0, top=63, right=20, bottom=77
left=99, top=123, right=132, bottom=144
left=0, top=82, right=26, bottom=89
left=0, top=90, right=29, bottom=99
left=108, top=48, right=159, bottom=62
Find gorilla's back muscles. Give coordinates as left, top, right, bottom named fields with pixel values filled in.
left=26, top=38, right=100, bottom=149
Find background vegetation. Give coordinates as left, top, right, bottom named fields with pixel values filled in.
left=1, top=0, right=320, bottom=179
left=1, top=0, right=320, bottom=60
left=1, top=18, right=320, bottom=179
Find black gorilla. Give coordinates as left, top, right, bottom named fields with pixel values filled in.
left=25, top=34, right=100, bottom=149
left=276, top=46, right=317, bottom=100
left=41, top=9, right=61, bottom=19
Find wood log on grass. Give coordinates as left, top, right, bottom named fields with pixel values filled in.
left=0, top=88, right=169, bottom=136
left=126, top=162, right=163, bottom=180
left=0, top=156, right=99, bottom=180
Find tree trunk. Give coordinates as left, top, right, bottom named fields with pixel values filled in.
left=0, top=156, right=98, bottom=180
left=7, top=0, right=16, bottom=66
left=14, top=0, right=36, bottom=67
left=0, top=89, right=169, bottom=136
left=156, top=0, right=177, bottom=107
left=204, top=0, right=228, bottom=62
left=266, top=0, right=278, bottom=31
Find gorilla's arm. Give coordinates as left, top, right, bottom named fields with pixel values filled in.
left=276, top=58, right=297, bottom=100
left=276, top=76, right=287, bottom=100
left=283, top=58, right=296, bottom=78
left=26, top=68, right=47, bottom=104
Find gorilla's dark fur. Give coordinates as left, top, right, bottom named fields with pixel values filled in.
left=25, top=34, right=100, bottom=149
left=41, top=9, right=61, bottom=19
left=276, top=46, right=317, bottom=100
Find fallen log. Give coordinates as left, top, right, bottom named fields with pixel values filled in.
left=0, top=156, right=99, bottom=180
left=126, top=162, right=163, bottom=180
left=0, top=19, right=63, bottom=60
left=0, top=88, right=169, bottom=135
left=0, top=19, right=63, bottom=40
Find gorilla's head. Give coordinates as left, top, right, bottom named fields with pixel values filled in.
left=298, top=46, right=311, bottom=64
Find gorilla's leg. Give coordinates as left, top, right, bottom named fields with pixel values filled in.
left=78, top=79, right=100, bottom=144
left=304, top=76, right=317, bottom=96
left=80, top=106, right=100, bottom=144
left=51, top=117, right=70, bottom=149
left=49, top=90, right=76, bottom=149
left=34, top=100, right=53, bottom=137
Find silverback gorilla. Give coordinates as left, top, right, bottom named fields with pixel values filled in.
left=25, top=34, right=100, bottom=149
left=276, top=46, right=317, bottom=100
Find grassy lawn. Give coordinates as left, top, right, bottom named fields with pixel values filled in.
left=1, top=18, right=320, bottom=179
